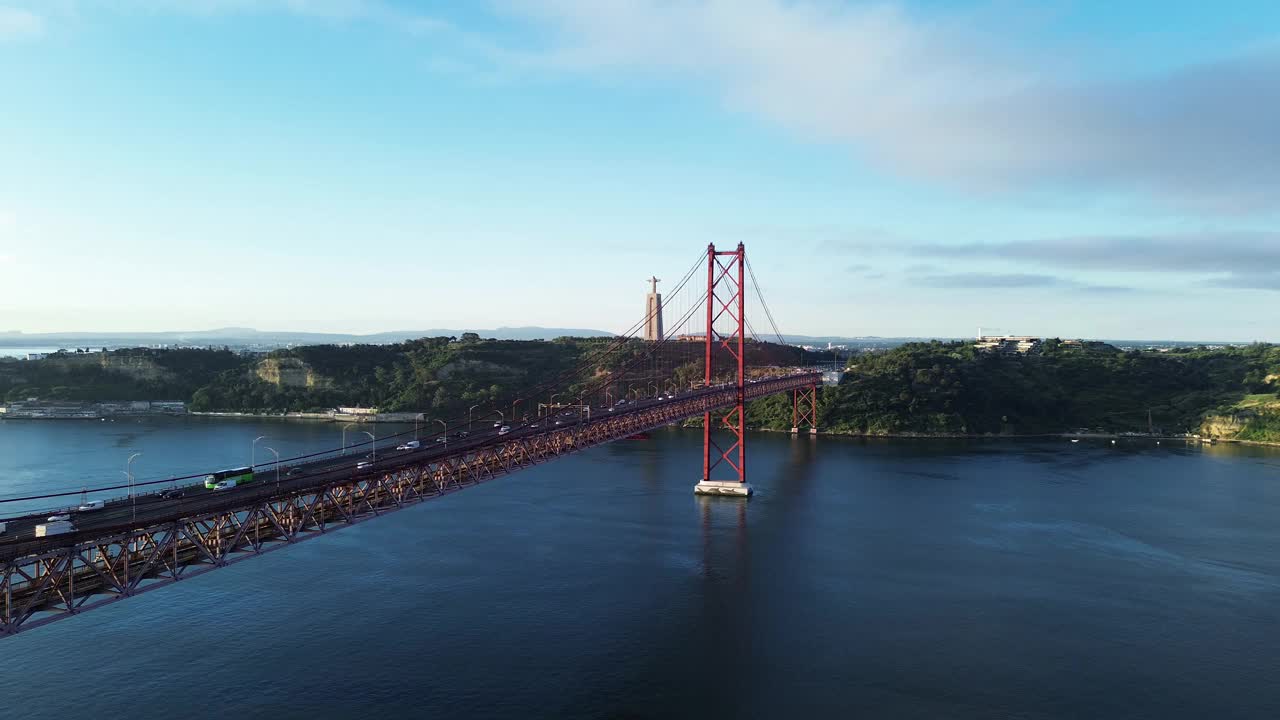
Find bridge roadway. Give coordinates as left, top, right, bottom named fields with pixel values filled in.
left=0, top=372, right=821, bottom=564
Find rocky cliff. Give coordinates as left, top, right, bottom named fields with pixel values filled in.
left=255, top=358, right=332, bottom=389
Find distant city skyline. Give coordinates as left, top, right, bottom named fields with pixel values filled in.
left=1, top=1, right=1278, bottom=342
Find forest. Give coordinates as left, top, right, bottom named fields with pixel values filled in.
left=3, top=338, right=1277, bottom=442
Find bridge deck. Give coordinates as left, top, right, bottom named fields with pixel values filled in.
left=0, top=372, right=820, bottom=636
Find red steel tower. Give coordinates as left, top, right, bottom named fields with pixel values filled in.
left=792, top=385, right=818, bottom=435
left=695, top=242, right=751, bottom=497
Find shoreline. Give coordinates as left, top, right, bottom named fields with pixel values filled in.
left=9, top=411, right=1277, bottom=448
left=187, top=411, right=417, bottom=423
left=753, top=427, right=1280, bottom=447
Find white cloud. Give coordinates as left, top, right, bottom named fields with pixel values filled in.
left=495, top=0, right=1280, bottom=213
left=0, top=5, right=43, bottom=39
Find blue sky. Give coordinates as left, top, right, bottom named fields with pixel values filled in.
left=1, top=1, right=1278, bottom=341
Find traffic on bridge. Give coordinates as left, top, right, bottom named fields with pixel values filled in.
left=0, top=243, right=825, bottom=637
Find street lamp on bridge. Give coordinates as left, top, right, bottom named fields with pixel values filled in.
left=468, top=404, right=481, bottom=430
left=251, top=435, right=267, bottom=470
left=435, top=418, right=447, bottom=445
left=341, top=423, right=357, bottom=455
left=124, top=452, right=142, bottom=525
left=361, top=430, right=376, bottom=460
left=263, top=446, right=280, bottom=491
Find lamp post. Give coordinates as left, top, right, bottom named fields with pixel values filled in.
left=342, top=423, right=357, bottom=455
left=264, top=446, right=280, bottom=491
left=414, top=413, right=424, bottom=441
left=125, top=452, right=142, bottom=524
left=251, top=435, right=267, bottom=470
left=512, top=399, right=522, bottom=423
left=469, top=404, right=481, bottom=430
left=362, top=430, right=376, bottom=460
left=605, top=389, right=613, bottom=407
left=648, top=381, right=657, bottom=397
left=435, top=419, right=447, bottom=445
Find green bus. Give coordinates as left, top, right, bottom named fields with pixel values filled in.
left=204, top=466, right=255, bottom=490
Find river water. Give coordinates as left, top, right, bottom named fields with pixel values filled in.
left=0, top=418, right=1278, bottom=719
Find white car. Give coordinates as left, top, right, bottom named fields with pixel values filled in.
left=498, top=426, right=511, bottom=435
left=47, top=514, right=71, bottom=522
left=77, top=500, right=106, bottom=512
left=356, top=460, right=374, bottom=470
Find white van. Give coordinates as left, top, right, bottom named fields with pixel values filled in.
left=77, top=500, right=106, bottom=512
left=396, top=440, right=421, bottom=451
left=213, top=480, right=236, bottom=491
left=0, top=521, right=7, bottom=535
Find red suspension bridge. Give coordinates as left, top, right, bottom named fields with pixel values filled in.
left=0, top=243, right=827, bottom=637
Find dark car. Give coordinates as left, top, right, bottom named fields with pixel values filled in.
left=159, top=488, right=185, bottom=500
left=287, top=467, right=304, bottom=476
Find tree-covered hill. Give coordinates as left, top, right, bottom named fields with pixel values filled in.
left=745, top=341, right=1280, bottom=439
left=4, top=338, right=1277, bottom=442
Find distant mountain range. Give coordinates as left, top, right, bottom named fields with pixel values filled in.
left=0, top=326, right=614, bottom=347
left=0, top=328, right=1243, bottom=351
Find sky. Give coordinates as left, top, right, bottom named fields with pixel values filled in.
left=0, top=0, right=1278, bottom=341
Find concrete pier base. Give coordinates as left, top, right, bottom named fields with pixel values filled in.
left=694, top=480, right=753, bottom=497
left=791, top=427, right=819, bottom=434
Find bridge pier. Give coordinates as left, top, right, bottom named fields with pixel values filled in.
left=790, top=426, right=818, bottom=434
left=694, top=480, right=752, bottom=497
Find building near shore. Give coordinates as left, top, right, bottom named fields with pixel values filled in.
left=975, top=335, right=1042, bottom=354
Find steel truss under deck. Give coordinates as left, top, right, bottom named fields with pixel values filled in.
left=0, top=372, right=819, bottom=637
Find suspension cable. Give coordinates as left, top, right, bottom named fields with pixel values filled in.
left=0, top=250, right=712, bottom=507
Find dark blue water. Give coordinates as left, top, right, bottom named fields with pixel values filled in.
left=1, top=418, right=1278, bottom=719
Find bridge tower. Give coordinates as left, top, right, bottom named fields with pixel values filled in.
left=792, top=385, right=818, bottom=435
left=694, top=242, right=751, bottom=497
